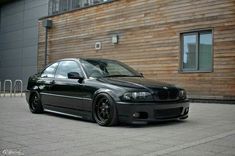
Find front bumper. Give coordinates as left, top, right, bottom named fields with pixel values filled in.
left=116, top=100, right=189, bottom=124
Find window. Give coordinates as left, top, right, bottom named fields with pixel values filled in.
left=41, top=63, right=59, bottom=78
left=55, top=61, right=83, bottom=79
left=181, top=30, right=213, bottom=72
left=48, top=0, right=112, bottom=15
left=81, top=60, right=105, bottom=78
left=105, top=62, right=134, bottom=76
left=71, top=0, right=81, bottom=8
left=80, top=59, right=140, bottom=78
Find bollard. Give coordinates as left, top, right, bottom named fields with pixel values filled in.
left=4, top=80, right=12, bottom=97
left=13, top=80, right=23, bottom=97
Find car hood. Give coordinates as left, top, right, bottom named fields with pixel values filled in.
left=98, top=77, right=176, bottom=91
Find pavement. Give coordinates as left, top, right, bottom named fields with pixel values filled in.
left=0, top=96, right=235, bottom=156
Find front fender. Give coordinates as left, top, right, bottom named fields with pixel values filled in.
left=92, top=88, right=121, bottom=102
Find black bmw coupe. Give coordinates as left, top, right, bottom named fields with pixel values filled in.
left=26, top=58, right=189, bottom=126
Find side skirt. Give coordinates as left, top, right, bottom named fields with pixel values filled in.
left=43, top=104, right=93, bottom=121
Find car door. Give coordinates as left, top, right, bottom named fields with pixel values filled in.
left=39, top=62, right=59, bottom=106
left=51, top=60, right=89, bottom=111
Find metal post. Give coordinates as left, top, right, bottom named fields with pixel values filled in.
left=45, top=27, right=48, bottom=67
left=13, top=80, right=23, bottom=97
left=4, top=80, right=12, bottom=97
left=43, top=19, right=52, bottom=67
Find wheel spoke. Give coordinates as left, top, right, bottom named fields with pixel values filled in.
left=103, top=99, right=108, bottom=104
left=104, top=113, right=108, bottom=119
left=29, top=94, right=43, bottom=113
left=31, top=95, right=38, bottom=110
left=100, top=112, right=105, bottom=118
left=98, top=107, right=102, bottom=112
left=96, top=97, right=112, bottom=122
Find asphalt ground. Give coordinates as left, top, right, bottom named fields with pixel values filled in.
left=0, top=96, right=235, bottom=156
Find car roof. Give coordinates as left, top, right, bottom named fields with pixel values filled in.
left=57, top=58, right=117, bottom=62
left=57, top=58, right=79, bottom=62
left=80, top=58, right=117, bottom=62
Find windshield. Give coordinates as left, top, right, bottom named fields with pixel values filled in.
left=80, top=59, right=141, bottom=78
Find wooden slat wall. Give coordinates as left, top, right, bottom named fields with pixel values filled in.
left=38, top=0, right=235, bottom=100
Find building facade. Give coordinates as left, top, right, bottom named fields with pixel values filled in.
left=38, top=0, right=235, bottom=101
left=0, top=0, right=49, bottom=89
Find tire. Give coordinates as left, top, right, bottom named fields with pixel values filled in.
left=93, top=93, right=118, bottom=126
left=29, top=92, right=44, bottom=113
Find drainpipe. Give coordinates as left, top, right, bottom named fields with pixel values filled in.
left=42, top=19, right=53, bottom=67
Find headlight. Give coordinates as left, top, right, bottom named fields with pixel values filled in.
left=122, top=92, right=153, bottom=101
left=179, top=89, right=187, bottom=99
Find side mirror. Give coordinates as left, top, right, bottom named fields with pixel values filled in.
left=68, top=72, right=84, bottom=83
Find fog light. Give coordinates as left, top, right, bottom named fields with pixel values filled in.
left=133, top=112, right=140, bottom=118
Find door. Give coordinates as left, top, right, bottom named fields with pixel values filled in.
left=51, top=60, right=88, bottom=111
left=39, top=62, right=59, bottom=106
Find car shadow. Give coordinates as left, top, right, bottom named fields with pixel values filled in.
left=118, top=120, right=188, bottom=128
left=43, top=111, right=189, bottom=128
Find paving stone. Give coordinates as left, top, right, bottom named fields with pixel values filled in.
left=0, top=97, right=235, bottom=156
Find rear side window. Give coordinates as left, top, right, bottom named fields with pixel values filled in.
left=55, top=61, right=83, bottom=79
left=41, top=62, right=58, bottom=78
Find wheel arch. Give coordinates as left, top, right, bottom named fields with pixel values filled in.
left=92, top=89, right=119, bottom=126
left=91, top=88, right=119, bottom=120
left=92, top=88, right=120, bottom=104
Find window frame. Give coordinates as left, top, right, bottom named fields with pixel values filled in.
left=179, top=29, right=214, bottom=73
left=40, top=62, right=59, bottom=78
left=55, top=60, right=85, bottom=79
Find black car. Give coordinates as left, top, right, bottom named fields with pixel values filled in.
left=26, top=58, right=189, bottom=126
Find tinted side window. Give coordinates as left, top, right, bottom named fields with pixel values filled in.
left=41, top=63, right=58, bottom=78
left=55, top=61, right=83, bottom=79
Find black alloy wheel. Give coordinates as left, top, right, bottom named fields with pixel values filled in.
left=93, top=93, right=118, bottom=126
left=29, top=93, right=43, bottom=113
